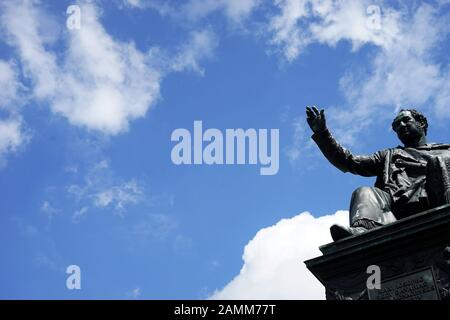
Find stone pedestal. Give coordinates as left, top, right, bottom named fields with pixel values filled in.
left=304, top=205, right=450, bottom=300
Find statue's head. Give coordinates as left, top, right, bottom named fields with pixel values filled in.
left=392, top=109, right=428, bottom=145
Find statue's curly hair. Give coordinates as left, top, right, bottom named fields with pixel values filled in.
left=392, top=109, right=428, bottom=135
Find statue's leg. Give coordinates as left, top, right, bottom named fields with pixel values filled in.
left=330, top=187, right=397, bottom=241
left=349, top=186, right=397, bottom=228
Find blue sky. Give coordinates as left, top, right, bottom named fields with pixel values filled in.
left=0, top=0, right=450, bottom=299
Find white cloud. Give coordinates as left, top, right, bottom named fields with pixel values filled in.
left=330, top=3, right=450, bottom=145
left=339, top=5, right=444, bottom=111
left=56, top=3, right=161, bottom=134
left=211, top=210, right=348, bottom=300
left=0, top=60, right=28, bottom=166
left=222, top=0, right=260, bottom=23
left=0, top=2, right=59, bottom=99
left=1, top=1, right=218, bottom=136
left=122, top=0, right=144, bottom=8
left=269, top=1, right=450, bottom=151
left=2, top=0, right=159, bottom=134
left=0, top=118, right=22, bottom=149
left=0, top=60, right=23, bottom=109
left=268, top=0, right=400, bottom=62
left=0, top=117, right=26, bottom=166
left=309, top=1, right=400, bottom=50
left=268, top=0, right=309, bottom=61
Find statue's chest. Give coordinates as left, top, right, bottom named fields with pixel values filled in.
left=391, top=148, right=450, bottom=179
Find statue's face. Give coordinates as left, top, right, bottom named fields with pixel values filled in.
left=392, top=111, right=425, bottom=145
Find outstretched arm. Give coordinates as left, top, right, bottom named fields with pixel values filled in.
left=306, top=106, right=384, bottom=177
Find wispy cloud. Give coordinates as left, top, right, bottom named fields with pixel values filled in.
left=171, top=29, right=218, bottom=75
left=72, top=206, right=88, bottom=224
left=124, top=0, right=260, bottom=25
left=181, top=0, right=261, bottom=24
left=111, top=211, right=191, bottom=252
left=93, top=179, right=143, bottom=210
left=34, top=252, right=61, bottom=272
left=11, top=216, right=39, bottom=238
left=126, top=287, right=142, bottom=299
left=67, top=160, right=145, bottom=219
left=131, top=213, right=178, bottom=240
left=283, top=114, right=308, bottom=164
left=40, top=201, right=59, bottom=221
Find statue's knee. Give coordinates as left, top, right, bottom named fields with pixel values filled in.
left=352, top=186, right=374, bottom=200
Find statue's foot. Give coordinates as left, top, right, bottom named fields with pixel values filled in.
left=330, top=224, right=368, bottom=241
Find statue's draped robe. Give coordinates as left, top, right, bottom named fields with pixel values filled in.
left=312, top=129, right=450, bottom=220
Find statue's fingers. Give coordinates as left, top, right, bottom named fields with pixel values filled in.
left=312, top=106, right=320, bottom=116
left=320, top=109, right=325, bottom=118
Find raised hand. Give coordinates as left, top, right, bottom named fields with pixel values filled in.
left=306, top=106, right=326, bottom=133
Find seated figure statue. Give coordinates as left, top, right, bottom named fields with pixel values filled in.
left=306, top=106, right=450, bottom=241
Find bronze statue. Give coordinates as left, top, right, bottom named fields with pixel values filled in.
left=306, top=106, right=450, bottom=241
